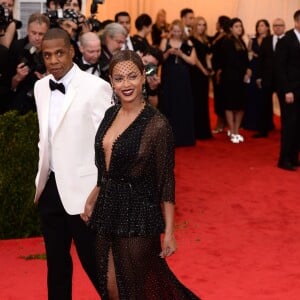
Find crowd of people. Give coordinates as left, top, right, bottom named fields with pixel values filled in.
left=0, top=1, right=300, bottom=298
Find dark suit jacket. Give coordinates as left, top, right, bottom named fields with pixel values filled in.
left=7, top=36, right=45, bottom=113
left=257, top=35, right=276, bottom=88
left=74, top=56, right=101, bottom=78
left=275, top=29, right=300, bottom=94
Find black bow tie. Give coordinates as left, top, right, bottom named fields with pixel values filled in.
left=81, top=63, right=98, bottom=72
left=49, top=79, right=65, bottom=94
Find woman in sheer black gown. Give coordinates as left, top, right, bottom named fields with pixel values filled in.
left=160, top=19, right=196, bottom=147
left=82, top=50, right=200, bottom=300
left=190, top=16, right=213, bottom=140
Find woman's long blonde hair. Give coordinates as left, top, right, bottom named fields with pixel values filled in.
left=168, top=19, right=188, bottom=40
left=191, top=16, right=209, bottom=44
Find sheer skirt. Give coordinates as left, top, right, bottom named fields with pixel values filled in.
left=95, top=234, right=200, bottom=300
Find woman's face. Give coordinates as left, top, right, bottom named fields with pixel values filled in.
left=157, top=12, right=166, bottom=24
left=257, top=21, right=269, bottom=35
left=231, top=21, right=243, bottom=37
left=110, top=60, right=145, bottom=104
left=170, top=25, right=182, bottom=39
left=196, top=20, right=207, bottom=35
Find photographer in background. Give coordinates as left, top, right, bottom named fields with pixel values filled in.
left=0, top=0, right=21, bottom=49
left=46, top=0, right=63, bottom=10
left=8, top=13, right=49, bottom=114
left=141, top=46, right=163, bottom=107
left=0, top=2, right=14, bottom=112
left=63, top=0, right=81, bottom=13
left=0, top=43, right=10, bottom=113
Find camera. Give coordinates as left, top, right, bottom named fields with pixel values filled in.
left=44, top=8, right=64, bottom=28
left=90, top=0, right=104, bottom=15
left=44, top=8, right=80, bottom=28
left=86, top=16, right=102, bottom=32
left=0, top=4, right=12, bottom=34
left=145, top=63, right=157, bottom=77
left=19, top=43, right=45, bottom=74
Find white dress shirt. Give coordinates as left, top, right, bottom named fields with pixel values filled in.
left=294, top=28, right=300, bottom=43
left=273, top=34, right=284, bottom=51
left=121, top=35, right=134, bottom=51
left=82, top=57, right=100, bottom=77
left=48, top=64, right=76, bottom=171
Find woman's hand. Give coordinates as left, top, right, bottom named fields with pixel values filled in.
left=160, top=233, right=177, bottom=258
left=80, top=186, right=100, bottom=223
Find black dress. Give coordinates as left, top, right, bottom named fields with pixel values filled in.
left=89, top=104, right=200, bottom=300
left=243, top=37, right=263, bottom=130
left=219, top=36, right=249, bottom=111
left=190, top=37, right=212, bottom=139
left=161, top=40, right=195, bottom=147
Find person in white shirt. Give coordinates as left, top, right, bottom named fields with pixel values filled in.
left=180, top=8, right=194, bottom=37
left=34, top=28, right=112, bottom=299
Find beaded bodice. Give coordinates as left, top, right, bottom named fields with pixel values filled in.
left=90, top=104, right=175, bottom=237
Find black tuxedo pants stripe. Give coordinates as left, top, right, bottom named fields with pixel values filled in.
left=278, top=91, right=300, bottom=165
left=38, top=172, right=100, bottom=300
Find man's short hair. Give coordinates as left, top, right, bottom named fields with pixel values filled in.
left=28, top=12, right=50, bottom=28
left=42, top=27, right=71, bottom=48
left=79, top=31, right=100, bottom=47
left=294, top=10, right=300, bottom=20
left=144, top=46, right=164, bottom=66
left=101, top=22, right=127, bottom=41
left=135, top=14, right=152, bottom=31
left=114, top=11, right=130, bottom=22
left=180, top=8, right=194, bottom=19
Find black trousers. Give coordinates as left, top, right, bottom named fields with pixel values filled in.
left=278, top=90, right=300, bottom=165
left=257, top=86, right=275, bottom=134
left=38, top=172, right=100, bottom=300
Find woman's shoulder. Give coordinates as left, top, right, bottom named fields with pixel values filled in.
left=104, top=104, right=120, bottom=119
left=146, top=105, right=172, bottom=130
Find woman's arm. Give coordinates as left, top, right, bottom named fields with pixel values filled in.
left=177, top=41, right=196, bottom=65
left=160, top=201, right=177, bottom=258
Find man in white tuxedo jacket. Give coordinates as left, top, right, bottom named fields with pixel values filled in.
left=34, top=28, right=112, bottom=299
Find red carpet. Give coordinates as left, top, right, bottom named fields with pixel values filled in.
left=1, top=106, right=300, bottom=299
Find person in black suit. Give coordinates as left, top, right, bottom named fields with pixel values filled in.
left=254, top=18, right=285, bottom=138
left=114, top=11, right=137, bottom=51
left=275, top=11, right=300, bottom=171
left=0, top=44, right=11, bottom=113
left=99, top=22, right=126, bottom=82
left=76, top=31, right=101, bottom=77
left=8, top=13, right=49, bottom=114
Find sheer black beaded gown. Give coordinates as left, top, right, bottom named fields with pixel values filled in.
left=89, top=104, right=200, bottom=300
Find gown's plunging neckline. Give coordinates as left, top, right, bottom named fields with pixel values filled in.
left=102, top=104, right=146, bottom=173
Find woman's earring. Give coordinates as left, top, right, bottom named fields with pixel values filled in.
left=142, top=84, right=148, bottom=100
left=112, top=89, right=119, bottom=104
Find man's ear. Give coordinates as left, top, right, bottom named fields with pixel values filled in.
left=70, top=44, right=75, bottom=59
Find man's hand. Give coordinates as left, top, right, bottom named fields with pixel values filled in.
left=146, top=74, right=160, bottom=90
left=285, top=92, right=294, bottom=104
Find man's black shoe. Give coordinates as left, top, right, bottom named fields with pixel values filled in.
left=277, top=162, right=297, bottom=171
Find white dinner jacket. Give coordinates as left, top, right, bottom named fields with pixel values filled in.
left=34, top=64, right=112, bottom=215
